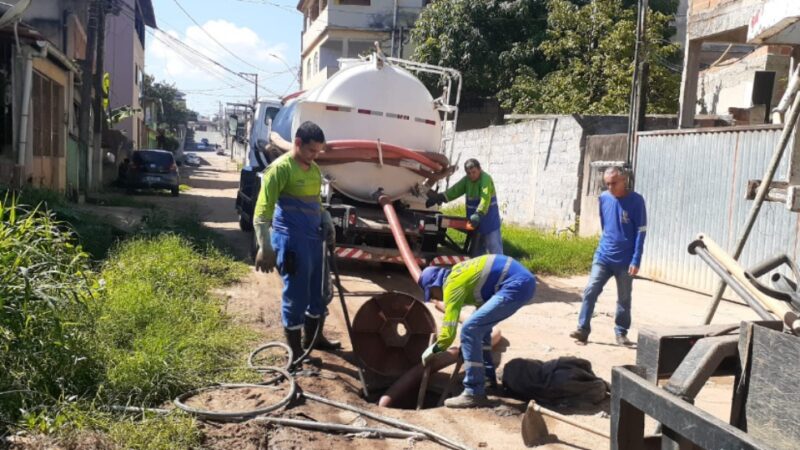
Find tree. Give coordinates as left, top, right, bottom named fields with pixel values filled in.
left=411, top=0, right=681, bottom=115
left=499, top=0, right=681, bottom=115
left=142, top=74, right=197, bottom=131
left=410, top=0, right=552, bottom=101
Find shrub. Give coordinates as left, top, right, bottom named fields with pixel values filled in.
left=0, top=197, right=103, bottom=425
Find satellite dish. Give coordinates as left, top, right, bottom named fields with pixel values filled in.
left=0, top=0, right=32, bottom=30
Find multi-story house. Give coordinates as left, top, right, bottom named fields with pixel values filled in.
left=0, top=0, right=87, bottom=193
left=297, top=0, right=431, bottom=90
left=679, top=0, right=799, bottom=127
left=104, top=0, right=156, bottom=151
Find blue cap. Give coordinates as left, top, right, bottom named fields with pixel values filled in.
left=418, top=266, right=451, bottom=302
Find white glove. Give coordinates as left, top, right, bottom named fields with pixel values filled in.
left=421, top=343, right=440, bottom=366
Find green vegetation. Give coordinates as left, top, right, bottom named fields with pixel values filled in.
left=179, top=183, right=192, bottom=192
left=412, top=0, right=681, bottom=115
left=0, top=194, right=256, bottom=447
left=444, top=205, right=598, bottom=276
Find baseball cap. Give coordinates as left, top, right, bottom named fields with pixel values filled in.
left=418, top=266, right=451, bottom=302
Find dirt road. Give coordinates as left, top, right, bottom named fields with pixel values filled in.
left=151, top=131, right=760, bottom=449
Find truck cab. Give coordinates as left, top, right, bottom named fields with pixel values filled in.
left=235, top=98, right=282, bottom=231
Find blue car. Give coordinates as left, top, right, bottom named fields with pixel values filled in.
left=126, top=150, right=180, bottom=196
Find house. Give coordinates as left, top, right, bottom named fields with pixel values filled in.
left=297, top=0, right=430, bottom=90
left=0, top=0, right=87, bottom=193
left=104, top=0, right=156, bottom=151
left=678, top=0, right=799, bottom=128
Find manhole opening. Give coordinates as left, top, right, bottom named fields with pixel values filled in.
left=376, top=387, right=442, bottom=410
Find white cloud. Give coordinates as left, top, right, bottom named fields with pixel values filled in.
left=145, top=20, right=297, bottom=115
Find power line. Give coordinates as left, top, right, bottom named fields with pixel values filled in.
left=171, top=0, right=279, bottom=75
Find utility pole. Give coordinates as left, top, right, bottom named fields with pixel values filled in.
left=625, top=0, right=649, bottom=183
left=92, top=0, right=109, bottom=190
left=78, top=0, right=99, bottom=193
left=239, top=72, right=258, bottom=105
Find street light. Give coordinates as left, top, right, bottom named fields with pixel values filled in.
left=268, top=53, right=300, bottom=85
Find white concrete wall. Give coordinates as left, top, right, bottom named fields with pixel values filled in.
left=446, top=117, right=585, bottom=230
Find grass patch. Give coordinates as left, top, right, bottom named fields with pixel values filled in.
left=1, top=191, right=258, bottom=447
left=443, top=205, right=598, bottom=276
left=87, top=194, right=156, bottom=209
left=179, top=184, right=192, bottom=192
left=98, top=235, right=253, bottom=405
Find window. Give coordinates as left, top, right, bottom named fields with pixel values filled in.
left=264, top=107, right=280, bottom=126
left=32, top=72, right=64, bottom=158
left=338, top=0, right=370, bottom=5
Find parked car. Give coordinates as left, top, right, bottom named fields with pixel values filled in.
left=127, top=149, right=180, bottom=196
left=183, top=152, right=201, bottom=167
left=201, top=138, right=209, bottom=145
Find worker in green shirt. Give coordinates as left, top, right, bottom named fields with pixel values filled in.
left=418, top=255, right=536, bottom=408
left=426, top=158, right=503, bottom=256
left=253, top=121, right=340, bottom=368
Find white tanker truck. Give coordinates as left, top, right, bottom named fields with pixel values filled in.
left=236, top=53, right=474, bottom=265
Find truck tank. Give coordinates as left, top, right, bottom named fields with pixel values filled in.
left=272, top=56, right=451, bottom=205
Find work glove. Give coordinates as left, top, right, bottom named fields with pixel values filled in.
left=321, top=210, right=336, bottom=248
left=469, top=213, right=481, bottom=228
left=421, top=343, right=441, bottom=366
left=425, top=191, right=447, bottom=208
left=254, top=220, right=277, bottom=273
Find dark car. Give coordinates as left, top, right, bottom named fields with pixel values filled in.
left=127, top=149, right=180, bottom=196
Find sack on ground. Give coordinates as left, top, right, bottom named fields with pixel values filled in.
left=501, top=356, right=608, bottom=406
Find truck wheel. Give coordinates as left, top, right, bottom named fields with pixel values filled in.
left=239, top=213, right=254, bottom=231
left=171, top=187, right=180, bottom=197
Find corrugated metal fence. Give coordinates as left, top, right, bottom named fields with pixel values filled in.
left=637, top=126, right=800, bottom=294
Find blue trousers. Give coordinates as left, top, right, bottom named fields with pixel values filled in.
left=461, top=274, right=536, bottom=395
left=577, top=261, right=633, bottom=337
left=470, top=228, right=504, bottom=256
left=272, top=232, right=327, bottom=329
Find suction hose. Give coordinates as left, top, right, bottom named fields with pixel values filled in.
left=378, top=194, right=422, bottom=282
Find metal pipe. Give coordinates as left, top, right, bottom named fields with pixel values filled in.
left=16, top=49, right=33, bottom=168
left=252, top=416, right=426, bottom=440
left=690, top=244, right=774, bottom=321
left=391, top=0, right=398, bottom=57
left=303, top=392, right=473, bottom=450
left=773, top=64, right=800, bottom=120
left=703, top=88, right=800, bottom=325
left=379, top=195, right=422, bottom=282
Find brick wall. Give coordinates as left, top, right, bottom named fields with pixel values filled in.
left=447, top=116, right=586, bottom=230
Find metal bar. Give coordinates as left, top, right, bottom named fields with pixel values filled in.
left=690, top=244, right=774, bottom=320
left=328, top=246, right=370, bottom=398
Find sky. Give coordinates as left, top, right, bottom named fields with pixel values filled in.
left=144, top=0, right=302, bottom=117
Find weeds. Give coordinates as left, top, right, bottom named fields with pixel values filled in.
left=1, top=192, right=256, bottom=447
left=0, top=196, right=102, bottom=429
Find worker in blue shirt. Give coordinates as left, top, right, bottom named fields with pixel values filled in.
left=570, top=166, right=647, bottom=346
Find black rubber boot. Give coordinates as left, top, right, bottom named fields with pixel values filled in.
left=285, top=327, right=321, bottom=370
left=303, top=316, right=341, bottom=351
left=284, top=327, right=304, bottom=366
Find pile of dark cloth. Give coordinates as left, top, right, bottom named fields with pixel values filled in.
left=502, top=356, right=608, bottom=406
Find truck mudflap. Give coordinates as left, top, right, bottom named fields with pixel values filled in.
left=333, top=245, right=468, bottom=266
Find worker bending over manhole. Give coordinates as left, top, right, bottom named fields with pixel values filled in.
left=418, top=255, right=536, bottom=408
